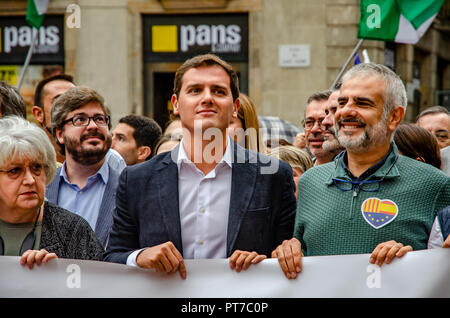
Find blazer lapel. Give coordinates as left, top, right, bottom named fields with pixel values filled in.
left=157, top=147, right=183, bottom=255
left=45, top=166, right=62, bottom=203
left=226, top=143, right=257, bottom=256
left=95, top=167, right=120, bottom=246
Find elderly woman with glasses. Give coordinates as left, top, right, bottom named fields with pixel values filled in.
left=0, top=116, right=103, bottom=268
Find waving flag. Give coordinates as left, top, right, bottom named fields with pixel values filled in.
left=358, top=0, right=445, bottom=44
left=26, top=0, right=49, bottom=29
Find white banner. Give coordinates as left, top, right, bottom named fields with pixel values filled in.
left=0, top=249, right=449, bottom=298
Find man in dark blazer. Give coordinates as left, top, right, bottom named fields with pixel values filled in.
left=104, top=54, right=297, bottom=279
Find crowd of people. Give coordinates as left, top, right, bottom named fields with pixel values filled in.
left=0, top=53, right=449, bottom=283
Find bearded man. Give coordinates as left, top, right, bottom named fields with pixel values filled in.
left=46, top=86, right=119, bottom=247
left=272, top=63, right=450, bottom=280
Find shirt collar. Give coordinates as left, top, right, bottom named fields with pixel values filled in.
left=60, top=159, right=109, bottom=185
left=177, top=136, right=233, bottom=169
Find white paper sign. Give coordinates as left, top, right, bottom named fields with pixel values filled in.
left=279, top=44, right=310, bottom=68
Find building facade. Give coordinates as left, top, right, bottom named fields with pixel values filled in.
left=1, top=0, right=449, bottom=127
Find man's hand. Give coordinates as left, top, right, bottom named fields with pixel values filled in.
left=271, top=238, right=303, bottom=279
left=369, top=240, right=412, bottom=266
left=229, top=250, right=266, bottom=272
left=20, top=249, right=58, bottom=269
left=443, top=234, right=450, bottom=248
left=137, top=241, right=186, bottom=279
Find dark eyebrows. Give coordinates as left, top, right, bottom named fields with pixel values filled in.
left=354, top=97, right=375, bottom=105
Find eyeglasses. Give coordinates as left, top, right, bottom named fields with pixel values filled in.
left=63, top=114, right=110, bottom=127
left=0, top=163, right=44, bottom=180
left=303, top=118, right=325, bottom=131
left=332, top=155, right=398, bottom=193
left=333, top=178, right=382, bottom=192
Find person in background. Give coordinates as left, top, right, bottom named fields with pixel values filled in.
left=303, top=90, right=335, bottom=165
left=228, top=93, right=265, bottom=153
left=163, top=114, right=183, bottom=139
left=322, top=83, right=345, bottom=156
left=112, top=114, right=162, bottom=165
left=416, top=105, right=450, bottom=149
left=267, top=145, right=313, bottom=198
left=32, top=74, right=76, bottom=163
left=0, top=81, right=27, bottom=119
left=154, top=133, right=182, bottom=156
left=394, top=123, right=441, bottom=169
left=264, top=138, right=292, bottom=153
left=46, top=86, right=120, bottom=247
left=0, top=116, right=103, bottom=268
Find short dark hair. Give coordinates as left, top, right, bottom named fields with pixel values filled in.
left=118, top=114, right=162, bottom=159
left=173, top=54, right=240, bottom=101
left=0, top=81, right=26, bottom=118
left=416, top=105, right=450, bottom=122
left=306, top=90, right=332, bottom=105
left=34, top=74, right=74, bottom=108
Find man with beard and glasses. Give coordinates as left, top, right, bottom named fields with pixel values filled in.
left=45, top=86, right=120, bottom=247
left=272, top=63, right=450, bottom=280
left=321, top=83, right=345, bottom=156
left=32, top=74, right=126, bottom=170
left=302, top=90, right=335, bottom=166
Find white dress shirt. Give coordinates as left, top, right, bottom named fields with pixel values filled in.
left=127, top=137, right=233, bottom=266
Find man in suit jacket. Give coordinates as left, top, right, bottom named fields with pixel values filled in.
left=104, top=54, right=297, bottom=279
left=46, top=86, right=119, bottom=247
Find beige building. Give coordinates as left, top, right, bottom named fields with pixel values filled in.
left=1, top=0, right=449, bottom=128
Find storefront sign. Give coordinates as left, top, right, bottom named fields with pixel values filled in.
left=0, top=15, right=64, bottom=64
left=143, top=14, right=248, bottom=62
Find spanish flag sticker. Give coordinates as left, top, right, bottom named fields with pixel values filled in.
left=361, top=197, right=398, bottom=229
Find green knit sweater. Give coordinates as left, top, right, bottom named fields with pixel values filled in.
left=294, top=144, right=450, bottom=256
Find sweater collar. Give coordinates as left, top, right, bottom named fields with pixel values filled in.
left=326, top=142, right=400, bottom=185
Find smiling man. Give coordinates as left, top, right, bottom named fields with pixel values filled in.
left=45, top=86, right=120, bottom=247
left=104, top=54, right=297, bottom=279
left=303, top=91, right=334, bottom=165
left=272, top=63, right=450, bottom=280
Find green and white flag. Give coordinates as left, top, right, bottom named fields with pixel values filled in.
left=358, top=0, right=445, bottom=44
left=26, top=0, right=49, bottom=29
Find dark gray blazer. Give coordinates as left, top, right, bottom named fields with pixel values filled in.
left=104, top=141, right=297, bottom=264
left=45, top=165, right=120, bottom=247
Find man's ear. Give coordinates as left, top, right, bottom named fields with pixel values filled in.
left=32, top=106, right=45, bottom=125
left=55, top=128, right=65, bottom=145
left=388, top=106, right=405, bottom=132
left=137, top=146, right=151, bottom=162
left=233, top=97, right=240, bottom=118
left=171, top=94, right=179, bottom=115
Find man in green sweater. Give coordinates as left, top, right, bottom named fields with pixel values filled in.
left=272, top=63, right=450, bottom=279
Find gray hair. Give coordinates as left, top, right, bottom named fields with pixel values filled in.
left=416, top=105, right=449, bottom=122
left=0, top=81, right=26, bottom=118
left=51, top=86, right=110, bottom=155
left=0, top=116, right=56, bottom=185
left=341, top=63, right=408, bottom=116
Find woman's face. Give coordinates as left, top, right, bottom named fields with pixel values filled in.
left=0, top=157, right=46, bottom=215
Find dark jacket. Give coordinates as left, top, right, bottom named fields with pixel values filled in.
left=104, top=141, right=297, bottom=264
left=40, top=201, right=104, bottom=260
left=438, top=206, right=450, bottom=240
